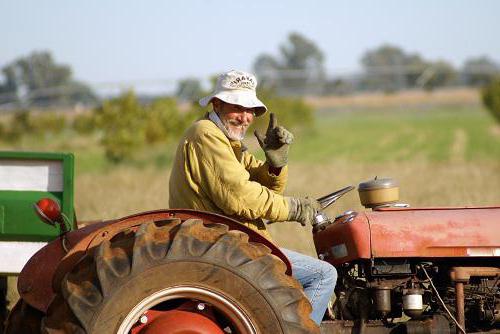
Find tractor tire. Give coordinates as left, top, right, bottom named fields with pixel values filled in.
left=0, top=276, right=6, bottom=334
left=4, top=299, right=44, bottom=334
left=41, top=218, right=318, bottom=334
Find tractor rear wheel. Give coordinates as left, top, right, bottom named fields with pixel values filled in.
left=41, top=219, right=318, bottom=334
left=4, top=298, right=44, bottom=334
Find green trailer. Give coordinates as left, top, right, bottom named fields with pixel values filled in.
left=0, top=151, right=76, bottom=329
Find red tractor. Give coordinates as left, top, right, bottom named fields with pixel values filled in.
left=4, top=161, right=500, bottom=333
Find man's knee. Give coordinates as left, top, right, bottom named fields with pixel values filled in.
left=319, top=260, right=337, bottom=286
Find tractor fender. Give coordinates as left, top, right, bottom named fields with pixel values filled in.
left=18, top=209, right=290, bottom=313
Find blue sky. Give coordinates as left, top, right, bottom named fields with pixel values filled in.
left=2, top=0, right=499, bottom=89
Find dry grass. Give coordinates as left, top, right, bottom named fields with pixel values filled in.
left=75, top=167, right=171, bottom=221
left=305, top=88, right=480, bottom=110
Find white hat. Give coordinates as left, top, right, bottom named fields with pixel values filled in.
left=199, top=70, right=267, bottom=116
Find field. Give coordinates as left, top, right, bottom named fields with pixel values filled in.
left=3, top=88, right=500, bottom=308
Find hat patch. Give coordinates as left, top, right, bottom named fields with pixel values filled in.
left=227, top=76, right=256, bottom=90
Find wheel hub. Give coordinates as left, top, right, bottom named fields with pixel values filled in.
left=132, top=310, right=225, bottom=334
left=120, top=286, right=257, bottom=334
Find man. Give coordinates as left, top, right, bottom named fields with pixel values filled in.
left=169, top=69, right=336, bottom=325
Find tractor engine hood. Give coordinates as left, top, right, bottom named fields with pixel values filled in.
left=366, top=206, right=500, bottom=258
left=313, top=206, right=500, bottom=266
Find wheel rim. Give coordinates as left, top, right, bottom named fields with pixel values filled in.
left=117, top=285, right=258, bottom=334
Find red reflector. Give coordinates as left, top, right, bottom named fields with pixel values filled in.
left=34, top=198, right=62, bottom=225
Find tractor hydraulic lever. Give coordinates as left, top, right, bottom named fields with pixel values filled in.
left=316, top=185, right=355, bottom=210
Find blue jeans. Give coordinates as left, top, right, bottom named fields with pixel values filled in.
left=281, top=248, right=337, bottom=325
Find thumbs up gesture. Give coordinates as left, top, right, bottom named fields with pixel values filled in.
left=254, top=113, right=294, bottom=168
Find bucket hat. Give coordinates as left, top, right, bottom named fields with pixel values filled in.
left=199, top=70, right=267, bottom=116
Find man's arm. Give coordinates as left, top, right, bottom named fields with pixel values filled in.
left=242, top=152, right=288, bottom=194
left=187, top=130, right=289, bottom=222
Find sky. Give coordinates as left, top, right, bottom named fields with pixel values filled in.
left=1, top=0, right=500, bottom=92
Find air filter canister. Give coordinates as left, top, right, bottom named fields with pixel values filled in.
left=358, top=177, right=399, bottom=208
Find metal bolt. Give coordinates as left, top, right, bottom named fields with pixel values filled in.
left=139, top=315, right=148, bottom=324
left=197, top=303, right=206, bottom=311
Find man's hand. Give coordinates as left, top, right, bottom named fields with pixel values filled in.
left=254, top=113, right=294, bottom=168
left=287, top=197, right=321, bottom=226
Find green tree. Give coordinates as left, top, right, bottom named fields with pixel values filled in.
left=253, top=54, right=280, bottom=90
left=482, top=78, right=500, bottom=123
left=176, top=78, right=204, bottom=103
left=361, top=44, right=427, bottom=91
left=323, top=78, right=354, bottom=95
left=253, top=32, right=325, bottom=95
left=463, top=56, right=500, bottom=87
left=0, top=50, right=97, bottom=106
left=94, top=91, right=146, bottom=162
left=421, top=60, right=457, bottom=91
left=144, top=97, right=185, bottom=143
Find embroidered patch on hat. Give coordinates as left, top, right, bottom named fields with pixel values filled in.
left=226, top=75, right=256, bottom=90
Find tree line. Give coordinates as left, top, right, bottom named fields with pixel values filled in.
left=252, top=33, right=500, bottom=95
left=178, top=33, right=500, bottom=99
left=2, top=33, right=500, bottom=109
left=0, top=51, right=96, bottom=108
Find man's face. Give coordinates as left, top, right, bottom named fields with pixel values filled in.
left=213, top=100, right=256, bottom=141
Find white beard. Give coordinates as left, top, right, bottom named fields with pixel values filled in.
left=208, top=111, right=248, bottom=141
left=222, top=118, right=248, bottom=141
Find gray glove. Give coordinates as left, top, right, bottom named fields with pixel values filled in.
left=254, top=113, right=294, bottom=168
left=287, top=197, right=321, bottom=226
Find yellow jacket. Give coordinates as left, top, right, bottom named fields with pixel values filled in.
left=169, top=117, right=290, bottom=239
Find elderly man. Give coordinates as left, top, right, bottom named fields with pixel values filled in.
left=169, top=70, right=336, bottom=324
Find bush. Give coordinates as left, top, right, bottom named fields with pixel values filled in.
left=73, top=112, right=97, bottom=134
left=30, top=112, right=66, bottom=135
left=93, top=91, right=197, bottom=163
left=144, top=97, right=182, bottom=143
left=4, top=110, right=33, bottom=142
left=94, top=91, right=146, bottom=162
left=482, top=78, right=500, bottom=123
left=1, top=110, right=67, bottom=142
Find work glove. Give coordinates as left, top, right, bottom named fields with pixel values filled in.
left=287, top=197, right=321, bottom=227
left=254, top=113, right=294, bottom=168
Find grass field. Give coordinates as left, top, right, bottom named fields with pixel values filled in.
left=3, top=89, right=500, bottom=308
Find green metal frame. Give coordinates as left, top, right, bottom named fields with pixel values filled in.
left=0, top=151, right=75, bottom=242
